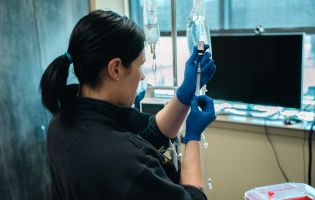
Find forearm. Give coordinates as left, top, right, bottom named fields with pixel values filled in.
left=180, top=141, right=203, bottom=188
left=156, top=96, right=189, bottom=138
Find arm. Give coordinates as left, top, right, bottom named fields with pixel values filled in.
left=156, top=96, right=189, bottom=139
left=156, top=45, right=216, bottom=138
left=180, top=95, right=216, bottom=189
left=127, top=110, right=170, bottom=149
left=181, top=141, right=203, bottom=187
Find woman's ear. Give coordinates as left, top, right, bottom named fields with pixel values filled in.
left=106, top=58, right=122, bottom=81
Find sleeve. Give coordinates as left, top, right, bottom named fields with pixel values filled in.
left=124, top=155, right=207, bottom=200
left=127, top=109, right=170, bottom=149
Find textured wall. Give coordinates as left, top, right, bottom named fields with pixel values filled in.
left=0, top=0, right=88, bottom=199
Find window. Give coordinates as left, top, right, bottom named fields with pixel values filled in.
left=229, top=0, right=315, bottom=29
left=131, top=0, right=315, bottom=110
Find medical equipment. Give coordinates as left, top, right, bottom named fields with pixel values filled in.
left=196, top=41, right=205, bottom=96
left=187, top=0, right=212, bottom=96
left=195, top=41, right=210, bottom=152
left=195, top=41, right=211, bottom=192
left=140, top=85, right=177, bottom=115
left=143, top=0, right=160, bottom=72
left=187, top=0, right=212, bottom=57
left=187, top=0, right=212, bottom=191
left=244, top=182, right=315, bottom=200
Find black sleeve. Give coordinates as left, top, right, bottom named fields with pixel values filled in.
left=125, top=154, right=207, bottom=200
left=127, top=109, right=170, bottom=149
left=182, top=185, right=208, bottom=200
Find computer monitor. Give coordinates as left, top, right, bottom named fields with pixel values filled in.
left=206, top=33, right=303, bottom=109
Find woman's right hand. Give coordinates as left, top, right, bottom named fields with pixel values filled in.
left=176, top=45, right=216, bottom=106
left=183, top=95, right=216, bottom=144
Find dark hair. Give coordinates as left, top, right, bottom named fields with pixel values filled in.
left=40, top=10, right=145, bottom=114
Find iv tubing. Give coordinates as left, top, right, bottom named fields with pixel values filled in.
left=195, top=60, right=207, bottom=148
left=195, top=56, right=210, bottom=191
left=171, top=0, right=178, bottom=86
left=195, top=62, right=201, bottom=96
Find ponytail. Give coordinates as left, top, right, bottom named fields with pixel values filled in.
left=40, top=54, right=71, bottom=114
left=40, top=10, right=145, bottom=114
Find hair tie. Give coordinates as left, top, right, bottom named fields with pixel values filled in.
left=64, top=52, right=73, bottom=64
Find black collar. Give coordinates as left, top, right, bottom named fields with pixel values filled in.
left=62, top=84, right=138, bottom=132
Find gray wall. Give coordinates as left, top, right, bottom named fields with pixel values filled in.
left=0, top=0, right=89, bottom=199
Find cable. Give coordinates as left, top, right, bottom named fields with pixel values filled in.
left=308, top=122, right=314, bottom=185
left=302, top=104, right=312, bottom=112
left=307, top=88, right=315, bottom=185
left=264, top=118, right=289, bottom=182
left=303, top=127, right=307, bottom=183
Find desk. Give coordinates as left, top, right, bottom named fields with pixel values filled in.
left=213, top=114, right=312, bottom=138
left=200, top=114, right=314, bottom=200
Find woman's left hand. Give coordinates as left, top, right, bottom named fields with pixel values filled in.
left=183, top=95, right=216, bottom=144
left=176, top=44, right=216, bottom=105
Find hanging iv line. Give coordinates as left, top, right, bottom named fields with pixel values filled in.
left=187, top=0, right=213, bottom=192
left=143, top=0, right=160, bottom=73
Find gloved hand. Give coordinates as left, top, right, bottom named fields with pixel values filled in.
left=176, top=44, right=216, bottom=105
left=183, top=95, right=216, bottom=144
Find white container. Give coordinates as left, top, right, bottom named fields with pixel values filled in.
left=244, top=183, right=315, bottom=200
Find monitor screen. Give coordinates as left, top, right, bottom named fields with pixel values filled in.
left=206, top=34, right=303, bottom=109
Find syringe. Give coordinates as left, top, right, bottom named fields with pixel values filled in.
left=194, top=41, right=211, bottom=192
left=196, top=41, right=209, bottom=148
left=195, top=41, right=205, bottom=96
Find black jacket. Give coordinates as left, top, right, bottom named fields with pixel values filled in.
left=47, top=90, right=207, bottom=200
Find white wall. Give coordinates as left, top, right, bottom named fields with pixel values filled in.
left=89, top=0, right=129, bottom=16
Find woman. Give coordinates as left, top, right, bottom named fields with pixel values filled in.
left=40, top=10, right=216, bottom=200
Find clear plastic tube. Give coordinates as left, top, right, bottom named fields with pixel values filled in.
left=194, top=54, right=211, bottom=192
left=143, top=0, right=160, bottom=74
left=143, top=0, right=159, bottom=45
left=187, top=0, right=213, bottom=192
left=187, top=0, right=212, bottom=56
left=195, top=62, right=201, bottom=96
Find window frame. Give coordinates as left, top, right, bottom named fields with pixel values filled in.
left=129, top=0, right=315, bottom=35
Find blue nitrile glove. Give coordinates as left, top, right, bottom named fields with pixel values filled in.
left=183, top=95, right=216, bottom=144
left=176, top=44, right=216, bottom=105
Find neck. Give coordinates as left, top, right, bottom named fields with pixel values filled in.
left=80, top=84, right=116, bottom=104
left=79, top=85, right=109, bottom=101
